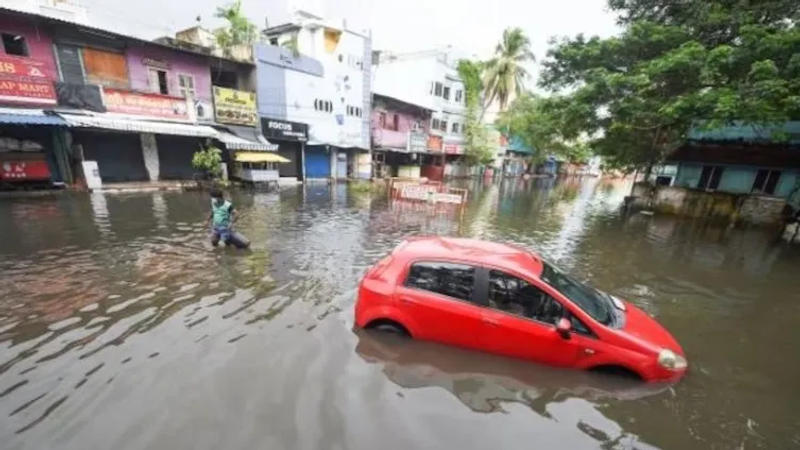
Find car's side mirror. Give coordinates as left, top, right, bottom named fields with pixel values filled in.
left=556, top=317, right=572, bottom=340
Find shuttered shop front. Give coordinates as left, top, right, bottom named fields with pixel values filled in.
left=156, top=135, right=202, bottom=180
left=76, top=131, right=148, bottom=182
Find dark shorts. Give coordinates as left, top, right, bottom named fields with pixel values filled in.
left=211, top=226, right=231, bottom=246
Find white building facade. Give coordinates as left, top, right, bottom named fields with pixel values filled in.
left=257, top=12, right=372, bottom=180
left=372, top=50, right=467, bottom=157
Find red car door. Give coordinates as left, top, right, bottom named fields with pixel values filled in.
left=477, top=269, right=580, bottom=367
left=396, top=261, right=484, bottom=349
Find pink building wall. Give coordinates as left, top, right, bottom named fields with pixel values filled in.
left=125, top=44, right=212, bottom=101
left=0, top=15, right=58, bottom=80
left=371, top=98, right=429, bottom=149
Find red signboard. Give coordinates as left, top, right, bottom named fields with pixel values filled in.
left=427, top=135, right=443, bottom=152
left=103, top=88, right=189, bottom=120
left=444, top=143, right=463, bottom=155
left=0, top=55, right=56, bottom=105
left=0, top=159, right=51, bottom=181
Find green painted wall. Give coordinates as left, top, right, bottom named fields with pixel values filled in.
left=775, top=171, right=799, bottom=198
left=718, top=167, right=756, bottom=193
left=675, top=164, right=702, bottom=188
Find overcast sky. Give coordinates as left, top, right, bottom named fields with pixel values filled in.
left=84, top=0, right=620, bottom=86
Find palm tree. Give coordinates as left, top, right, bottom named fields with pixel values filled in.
left=481, top=28, right=535, bottom=120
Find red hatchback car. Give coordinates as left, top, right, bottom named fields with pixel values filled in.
left=355, top=237, right=687, bottom=382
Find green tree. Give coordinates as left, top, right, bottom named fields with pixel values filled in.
left=458, top=60, right=494, bottom=165
left=192, top=145, right=223, bottom=179
left=482, top=28, right=535, bottom=119
left=540, top=0, right=800, bottom=172
left=214, top=0, right=257, bottom=57
left=497, top=94, right=593, bottom=164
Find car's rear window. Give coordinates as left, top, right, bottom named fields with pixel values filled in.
left=405, top=261, right=475, bottom=302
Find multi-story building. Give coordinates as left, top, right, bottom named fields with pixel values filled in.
left=370, top=93, right=432, bottom=179
left=255, top=10, right=372, bottom=181
left=372, top=48, right=468, bottom=176
left=0, top=7, right=272, bottom=189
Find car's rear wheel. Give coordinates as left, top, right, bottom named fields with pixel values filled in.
left=366, top=319, right=410, bottom=337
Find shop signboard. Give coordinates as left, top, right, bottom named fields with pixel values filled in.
left=427, top=135, right=443, bottom=152
left=0, top=159, right=51, bottom=181
left=0, top=55, right=56, bottom=105
left=408, top=131, right=427, bottom=153
left=103, top=88, right=189, bottom=120
left=213, top=86, right=258, bottom=126
left=444, top=143, right=464, bottom=155
left=261, top=117, right=308, bottom=142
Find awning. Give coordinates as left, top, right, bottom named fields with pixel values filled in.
left=0, top=108, right=67, bottom=126
left=215, top=129, right=278, bottom=151
left=235, top=151, right=290, bottom=163
left=57, top=112, right=218, bottom=137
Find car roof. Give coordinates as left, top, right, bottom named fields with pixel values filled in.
left=394, top=237, right=544, bottom=279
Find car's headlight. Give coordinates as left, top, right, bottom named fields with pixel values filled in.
left=657, top=349, right=687, bottom=370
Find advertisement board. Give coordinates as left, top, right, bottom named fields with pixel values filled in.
left=103, top=88, right=188, bottom=120
left=213, top=86, right=257, bottom=126
left=0, top=55, right=56, bottom=105
left=427, top=135, right=443, bottom=152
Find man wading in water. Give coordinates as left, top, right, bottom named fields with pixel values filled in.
left=208, top=188, right=239, bottom=247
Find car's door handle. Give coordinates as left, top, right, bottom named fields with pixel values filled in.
left=399, top=297, right=417, bottom=304
left=482, top=316, right=500, bottom=326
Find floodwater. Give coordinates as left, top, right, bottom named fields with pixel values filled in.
left=1, top=178, right=799, bottom=450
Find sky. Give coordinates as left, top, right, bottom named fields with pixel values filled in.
left=83, top=0, right=621, bottom=87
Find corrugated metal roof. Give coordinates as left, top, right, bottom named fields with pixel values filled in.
left=58, top=112, right=218, bottom=137
left=689, top=121, right=800, bottom=144
left=216, top=129, right=278, bottom=151
left=507, top=135, right=534, bottom=154
left=0, top=108, right=67, bottom=126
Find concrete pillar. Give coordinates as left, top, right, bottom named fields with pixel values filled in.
left=300, top=142, right=306, bottom=182
left=330, top=146, right=337, bottom=181
left=140, top=133, right=159, bottom=181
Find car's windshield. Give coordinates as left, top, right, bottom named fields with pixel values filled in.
left=540, top=261, right=614, bottom=326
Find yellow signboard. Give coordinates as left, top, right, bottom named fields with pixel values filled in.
left=213, top=86, right=257, bottom=126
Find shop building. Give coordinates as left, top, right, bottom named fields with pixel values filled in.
left=372, top=48, right=468, bottom=179
left=370, top=93, right=431, bottom=179
left=257, top=10, right=372, bottom=181
left=0, top=10, right=71, bottom=188
left=0, top=7, right=272, bottom=190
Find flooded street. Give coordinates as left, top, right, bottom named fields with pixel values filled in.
left=1, top=178, right=799, bottom=449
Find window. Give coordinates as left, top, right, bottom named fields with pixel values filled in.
left=392, top=114, right=399, bottom=131
left=379, top=112, right=386, bottom=128
left=452, top=122, right=459, bottom=134
left=751, top=169, right=781, bottom=195
left=697, top=165, right=724, bottom=190
left=178, top=74, right=195, bottom=98
left=315, top=99, right=332, bottom=113
left=434, top=82, right=443, bottom=97
left=148, top=68, right=168, bottom=95
left=2, top=33, right=29, bottom=57
left=455, top=89, right=463, bottom=103
left=540, top=262, right=615, bottom=326
left=488, top=270, right=564, bottom=325
left=269, top=38, right=278, bottom=45
left=440, top=120, right=447, bottom=132
left=405, top=262, right=476, bottom=302
left=55, top=44, right=84, bottom=84
left=443, top=86, right=450, bottom=100
left=432, top=118, right=440, bottom=130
